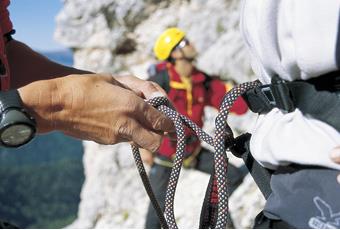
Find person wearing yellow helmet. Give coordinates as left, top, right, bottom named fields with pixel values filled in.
left=142, top=28, right=249, bottom=228
left=153, top=27, right=186, bottom=61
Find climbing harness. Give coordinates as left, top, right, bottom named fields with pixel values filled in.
left=131, top=80, right=261, bottom=229
left=243, top=74, right=340, bottom=130
left=131, top=73, right=340, bottom=229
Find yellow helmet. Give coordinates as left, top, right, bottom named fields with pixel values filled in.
left=153, top=27, right=185, bottom=61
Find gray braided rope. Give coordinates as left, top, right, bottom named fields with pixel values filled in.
left=214, top=80, right=261, bottom=228
left=131, top=80, right=261, bottom=229
left=159, top=105, right=185, bottom=229
left=131, top=144, right=169, bottom=229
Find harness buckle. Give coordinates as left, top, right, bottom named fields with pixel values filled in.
left=261, top=86, right=276, bottom=106
left=243, top=76, right=295, bottom=114
left=269, top=76, right=295, bottom=112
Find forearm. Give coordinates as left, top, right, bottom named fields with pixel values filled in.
left=6, top=39, right=91, bottom=89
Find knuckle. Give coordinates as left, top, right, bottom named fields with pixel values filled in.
left=96, top=127, right=117, bottom=145
left=143, top=81, right=157, bottom=92
left=116, top=119, right=134, bottom=141
left=151, top=81, right=161, bottom=89
left=139, top=101, right=149, bottom=112
left=124, top=95, right=139, bottom=113
left=152, top=116, right=163, bottom=130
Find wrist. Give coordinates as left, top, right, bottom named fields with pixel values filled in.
left=17, top=78, right=65, bottom=133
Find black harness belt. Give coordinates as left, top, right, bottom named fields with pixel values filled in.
left=242, top=74, right=340, bottom=132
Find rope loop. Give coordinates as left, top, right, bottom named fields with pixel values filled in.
left=131, top=80, right=262, bottom=229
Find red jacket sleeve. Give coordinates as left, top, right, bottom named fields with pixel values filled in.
left=0, top=0, right=13, bottom=35
left=206, top=79, right=248, bottom=115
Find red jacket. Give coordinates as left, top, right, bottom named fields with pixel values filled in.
left=149, top=62, right=248, bottom=159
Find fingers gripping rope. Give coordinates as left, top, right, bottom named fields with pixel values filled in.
left=131, top=80, right=261, bottom=229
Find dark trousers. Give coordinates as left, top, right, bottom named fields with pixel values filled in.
left=145, top=148, right=248, bottom=229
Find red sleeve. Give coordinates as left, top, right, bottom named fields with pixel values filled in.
left=0, top=0, right=13, bottom=35
left=206, top=79, right=248, bottom=115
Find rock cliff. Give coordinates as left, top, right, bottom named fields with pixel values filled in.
left=55, top=0, right=265, bottom=228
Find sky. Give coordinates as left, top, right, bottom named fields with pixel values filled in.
left=8, top=0, right=66, bottom=52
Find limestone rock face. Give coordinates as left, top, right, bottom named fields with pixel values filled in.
left=55, top=0, right=264, bottom=228
left=55, top=0, right=254, bottom=81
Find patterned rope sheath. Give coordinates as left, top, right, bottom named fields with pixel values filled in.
left=131, top=80, right=261, bottom=229
left=214, top=80, right=261, bottom=228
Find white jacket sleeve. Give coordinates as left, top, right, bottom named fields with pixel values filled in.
left=241, top=0, right=340, bottom=83
left=240, top=0, right=340, bottom=170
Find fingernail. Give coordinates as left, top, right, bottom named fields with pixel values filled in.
left=149, top=92, right=165, bottom=99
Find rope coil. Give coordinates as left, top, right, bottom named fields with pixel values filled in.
left=131, top=80, right=261, bottom=229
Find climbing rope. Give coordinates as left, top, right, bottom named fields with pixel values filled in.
left=131, top=80, right=261, bottom=229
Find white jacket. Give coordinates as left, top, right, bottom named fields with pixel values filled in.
left=240, top=0, right=340, bottom=170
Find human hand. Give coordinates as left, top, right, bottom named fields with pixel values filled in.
left=114, top=75, right=166, bottom=99
left=330, top=146, right=340, bottom=184
left=18, top=74, right=174, bottom=151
